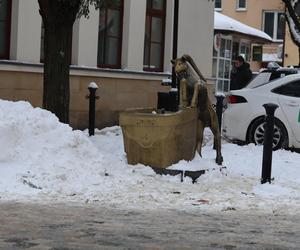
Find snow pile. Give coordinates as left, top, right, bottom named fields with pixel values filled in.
left=1, top=99, right=300, bottom=214
left=0, top=100, right=104, bottom=197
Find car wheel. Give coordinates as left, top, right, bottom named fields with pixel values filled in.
left=248, top=117, right=288, bottom=150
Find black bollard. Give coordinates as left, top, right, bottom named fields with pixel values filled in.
left=169, top=88, right=178, bottom=112
left=215, top=94, right=225, bottom=132
left=261, top=103, right=278, bottom=184
left=87, top=82, right=99, bottom=136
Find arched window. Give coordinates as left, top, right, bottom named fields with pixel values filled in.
left=0, top=0, right=12, bottom=59
left=143, top=0, right=166, bottom=72
left=97, top=0, right=124, bottom=68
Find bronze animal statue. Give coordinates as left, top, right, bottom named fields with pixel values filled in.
left=171, top=55, right=223, bottom=165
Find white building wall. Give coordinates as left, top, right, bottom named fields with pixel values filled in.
left=163, top=0, right=174, bottom=73
left=178, top=0, right=214, bottom=78
left=6, top=0, right=214, bottom=77
left=72, top=19, right=80, bottom=66
left=122, top=0, right=147, bottom=71
left=9, top=0, right=19, bottom=60
left=10, top=0, right=41, bottom=63
left=75, top=7, right=99, bottom=67
left=72, top=0, right=148, bottom=70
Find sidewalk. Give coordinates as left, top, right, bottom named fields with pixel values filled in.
left=0, top=201, right=299, bottom=250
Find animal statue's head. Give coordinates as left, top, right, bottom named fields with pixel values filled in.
left=171, top=56, right=189, bottom=80
left=171, top=55, right=207, bottom=83
left=171, top=57, right=188, bottom=76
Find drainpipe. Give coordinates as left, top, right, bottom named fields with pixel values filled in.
left=172, top=0, right=179, bottom=91
left=282, top=8, right=287, bottom=66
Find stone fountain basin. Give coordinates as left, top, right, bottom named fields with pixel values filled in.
left=119, top=108, right=198, bottom=168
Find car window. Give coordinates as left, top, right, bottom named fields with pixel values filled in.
left=272, top=80, right=300, bottom=97
left=247, top=69, right=298, bottom=89
left=246, top=72, right=271, bottom=88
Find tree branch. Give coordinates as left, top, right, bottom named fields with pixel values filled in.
left=282, top=0, right=300, bottom=32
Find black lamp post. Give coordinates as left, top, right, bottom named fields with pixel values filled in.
left=172, top=0, right=179, bottom=91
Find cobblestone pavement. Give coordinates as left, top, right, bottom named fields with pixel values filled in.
left=0, top=202, right=299, bottom=250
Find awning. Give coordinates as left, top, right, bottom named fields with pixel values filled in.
left=214, top=11, right=273, bottom=43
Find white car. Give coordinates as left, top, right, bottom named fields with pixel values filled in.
left=223, top=73, right=300, bottom=149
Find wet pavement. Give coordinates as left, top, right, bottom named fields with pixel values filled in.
left=0, top=201, right=299, bottom=249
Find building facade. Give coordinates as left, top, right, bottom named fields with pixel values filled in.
left=283, top=11, right=300, bottom=67
left=0, top=0, right=214, bottom=129
left=213, top=11, right=272, bottom=93
left=284, top=28, right=299, bottom=67
left=215, top=0, right=285, bottom=70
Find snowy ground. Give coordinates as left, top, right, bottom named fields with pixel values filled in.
left=1, top=99, right=300, bottom=214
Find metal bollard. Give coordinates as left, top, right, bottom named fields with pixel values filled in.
left=261, top=103, right=278, bottom=184
left=215, top=93, right=225, bottom=132
left=169, top=88, right=178, bottom=112
left=86, top=82, right=99, bottom=136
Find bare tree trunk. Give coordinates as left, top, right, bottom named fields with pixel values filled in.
left=43, top=21, right=73, bottom=123
left=298, top=47, right=300, bottom=67
left=38, top=0, right=80, bottom=123
left=283, top=0, right=300, bottom=66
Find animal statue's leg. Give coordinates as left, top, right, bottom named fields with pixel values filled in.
left=210, top=112, right=223, bottom=165
left=179, top=78, right=188, bottom=108
left=196, top=120, right=205, bottom=157
left=190, top=83, right=200, bottom=108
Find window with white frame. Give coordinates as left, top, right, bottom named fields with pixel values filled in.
left=263, top=11, right=285, bottom=41
left=232, top=40, right=250, bottom=62
left=239, top=40, right=250, bottom=62
left=236, top=0, right=246, bottom=10
left=215, top=0, right=222, bottom=10
left=213, top=35, right=232, bottom=93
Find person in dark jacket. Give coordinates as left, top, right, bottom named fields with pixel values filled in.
left=230, top=55, right=252, bottom=90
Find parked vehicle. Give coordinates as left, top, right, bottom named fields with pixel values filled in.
left=223, top=73, right=300, bottom=150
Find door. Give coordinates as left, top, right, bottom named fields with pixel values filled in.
left=213, top=35, right=232, bottom=93
left=273, top=80, right=300, bottom=142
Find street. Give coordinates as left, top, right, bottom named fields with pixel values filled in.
left=0, top=202, right=299, bottom=250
